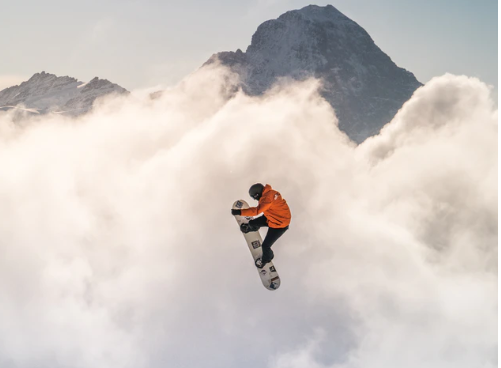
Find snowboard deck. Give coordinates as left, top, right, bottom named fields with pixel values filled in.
left=232, top=199, right=281, bottom=290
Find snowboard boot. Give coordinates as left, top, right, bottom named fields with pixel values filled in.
left=240, top=223, right=259, bottom=234
left=256, top=249, right=274, bottom=268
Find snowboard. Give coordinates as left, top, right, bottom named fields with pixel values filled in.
left=232, top=199, right=281, bottom=290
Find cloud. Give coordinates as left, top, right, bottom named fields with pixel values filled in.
left=0, top=66, right=496, bottom=368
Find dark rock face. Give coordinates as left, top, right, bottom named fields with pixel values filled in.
left=205, top=5, right=422, bottom=143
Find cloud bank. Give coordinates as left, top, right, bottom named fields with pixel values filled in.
left=0, top=66, right=497, bottom=368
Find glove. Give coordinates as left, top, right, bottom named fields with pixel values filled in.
left=231, top=209, right=241, bottom=216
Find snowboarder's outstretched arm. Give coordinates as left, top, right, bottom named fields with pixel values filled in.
left=241, top=194, right=273, bottom=217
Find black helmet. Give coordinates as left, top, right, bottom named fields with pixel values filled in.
left=249, top=183, right=265, bottom=201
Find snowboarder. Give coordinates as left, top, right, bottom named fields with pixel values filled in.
left=231, top=183, right=291, bottom=268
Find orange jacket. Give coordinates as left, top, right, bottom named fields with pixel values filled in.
left=241, top=184, right=291, bottom=228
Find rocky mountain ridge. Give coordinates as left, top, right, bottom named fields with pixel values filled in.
left=205, top=5, right=422, bottom=142
left=0, top=71, right=128, bottom=116
left=2, top=5, right=422, bottom=143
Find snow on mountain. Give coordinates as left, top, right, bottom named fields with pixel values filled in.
left=205, top=5, right=422, bottom=143
left=0, top=71, right=128, bottom=116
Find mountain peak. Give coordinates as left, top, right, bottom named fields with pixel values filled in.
left=205, top=5, right=422, bottom=143
left=24, top=71, right=78, bottom=88
left=285, top=4, right=350, bottom=22
left=0, top=72, right=128, bottom=116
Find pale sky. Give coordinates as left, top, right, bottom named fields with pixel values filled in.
left=0, top=0, right=497, bottom=91
left=0, top=2, right=498, bottom=367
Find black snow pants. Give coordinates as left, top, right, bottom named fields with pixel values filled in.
left=248, top=216, right=289, bottom=263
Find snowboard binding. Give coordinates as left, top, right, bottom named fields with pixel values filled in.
left=255, top=257, right=272, bottom=269
left=240, top=223, right=259, bottom=234
left=255, top=258, right=265, bottom=268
